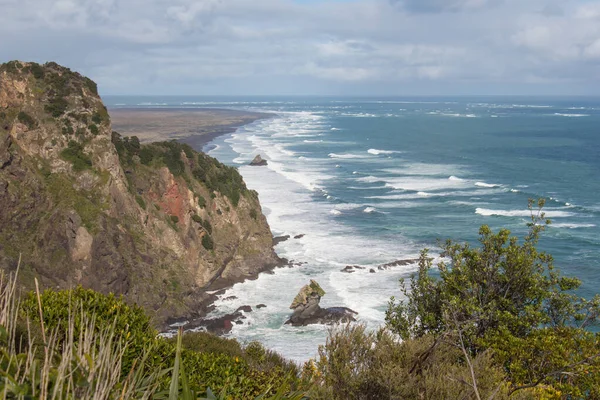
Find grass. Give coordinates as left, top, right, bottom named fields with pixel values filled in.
left=0, top=259, right=310, bottom=399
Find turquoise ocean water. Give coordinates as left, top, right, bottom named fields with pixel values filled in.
left=105, top=96, right=600, bottom=361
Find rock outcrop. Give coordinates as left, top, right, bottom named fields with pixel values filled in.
left=0, top=61, right=281, bottom=328
left=285, top=280, right=357, bottom=326
left=249, top=154, right=267, bottom=166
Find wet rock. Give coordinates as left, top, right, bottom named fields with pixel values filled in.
left=369, top=269, right=376, bottom=273
left=341, top=265, right=365, bottom=273
left=256, top=304, right=267, bottom=309
left=249, top=154, right=268, bottom=166
left=286, top=280, right=357, bottom=326
left=236, top=305, right=253, bottom=313
left=294, top=234, right=305, bottom=239
left=377, top=258, right=419, bottom=270
left=223, top=295, right=238, bottom=301
left=273, top=235, right=290, bottom=245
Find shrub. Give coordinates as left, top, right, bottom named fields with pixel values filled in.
left=17, top=111, right=36, bottom=129
left=89, top=123, right=99, bottom=135
left=250, top=209, right=258, bottom=220
left=92, top=111, right=103, bottom=124
left=44, top=96, right=69, bottom=118
left=170, top=215, right=179, bottom=224
left=135, top=195, right=146, bottom=209
left=201, top=219, right=212, bottom=234
left=60, top=140, right=92, bottom=171
left=192, top=214, right=203, bottom=224
left=26, top=62, right=45, bottom=79
left=21, top=286, right=156, bottom=377
left=202, top=234, right=214, bottom=250
left=198, top=195, right=207, bottom=208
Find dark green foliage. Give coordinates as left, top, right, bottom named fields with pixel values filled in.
left=385, top=199, right=600, bottom=396
left=112, top=132, right=142, bottom=166
left=17, top=111, right=36, bottom=129
left=202, top=219, right=212, bottom=234
left=311, top=324, right=512, bottom=400
left=171, top=215, right=179, bottom=224
left=84, top=76, right=99, bottom=96
left=62, top=119, right=74, bottom=135
left=193, top=153, right=247, bottom=207
left=89, top=123, right=99, bottom=135
left=250, top=209, right=258, bottom=220
left=202, top=234, right=214, bottom=250
left=136, top=195, right=146, bottom=209
left=192, top=214, right=203, bottom=224
left=1, top=60, right=22, bottom=74
left=92, top=111, right=103, bottom=124
left=198, top=195, right=207, bottom=208
left=60, top=140, right=92, bottom=171
left=44, top=96, right=68, bottom=118
left=25, top=62, right=45, bottom=79
left=21, top=286, right=156, bottom=376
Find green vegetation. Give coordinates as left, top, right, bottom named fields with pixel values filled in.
left=0, top=270, right=308, bottom=399
left=250, top=209, right=258, bottom=220
left=171, top=215, right=180, bottom=224
left=202, top=234, right=214, bottom=250
left=193, top=153, right=247, bottom=207
left=60, top=140, right=92, bottom=171
left=17, top=111, right=36, bottom=129
left=136, top=194, right=147, bottom=209
left=198, top=195, right=207, bottom=209
left=192, top=214, right=203, bottom=224
left=89, top=123, right=99, bottom=135
left=309, top=200, right=600, bottom=399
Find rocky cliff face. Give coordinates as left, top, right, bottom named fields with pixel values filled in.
left=0, top=61, right=280, bottom=326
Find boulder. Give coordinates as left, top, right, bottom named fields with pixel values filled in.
left=249, top=154, right=268, bottom=166
left=285, top=280, right=357, bottom=326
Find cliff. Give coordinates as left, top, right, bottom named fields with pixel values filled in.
left=0, top=61, right=280, bottom=326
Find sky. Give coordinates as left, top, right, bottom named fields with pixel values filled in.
left=1, top=0, right=600, bottom=95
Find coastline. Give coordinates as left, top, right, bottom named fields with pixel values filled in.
left=108, top=107, right=285, bottom=333
left=109, top=107, right=274, bottom=149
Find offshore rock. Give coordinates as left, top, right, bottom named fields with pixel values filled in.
left=249, top=154, right=267, bottom=166
left=286, top=280, right=357, bottom=326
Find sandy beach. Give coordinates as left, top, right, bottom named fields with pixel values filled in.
left=109, top=108, right=272, bottom=148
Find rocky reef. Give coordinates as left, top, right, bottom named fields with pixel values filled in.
left=0, top=61, right=281, bottom=327
left=286, top=280, right=357, bottom=326
left=249, top=154, right=267, bottom=166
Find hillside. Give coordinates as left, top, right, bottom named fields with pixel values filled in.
left=0, top=61, right=280, bottom=326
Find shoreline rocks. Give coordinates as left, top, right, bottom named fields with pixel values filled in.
left=249, top=154, right=268, bottom=166
left=285, top=280, right=357, bottom=326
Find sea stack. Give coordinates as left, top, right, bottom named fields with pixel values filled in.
left=249, top=154, right=268, bottom=166
left=286, top=280, right=357, bottom=326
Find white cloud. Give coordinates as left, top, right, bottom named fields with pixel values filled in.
left=0, top=0, right=598, bottom=94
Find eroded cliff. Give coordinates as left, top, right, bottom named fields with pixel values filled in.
left=0, top=61, right=280, bottom=326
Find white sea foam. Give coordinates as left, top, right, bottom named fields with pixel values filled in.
left=417, top=192, right=430, bottom=197
left=475, top=181, right=500, bottom=188
left=329, top=153, right=367, bottom=159
left=448, top=176, right=464, bottom=181
left=330, top=209, right=342, bottom=215
left=368, top=149, right=401, bottom=155
left=363, top=207, right=377, bottom=213
left=551, top=223, right=596, bottom=229
left=476, top=208, right=575, bottom=218
left=553, top=113, right=589, bottom=117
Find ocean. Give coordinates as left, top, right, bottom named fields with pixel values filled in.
left=105, top=96, right=600, bottom=363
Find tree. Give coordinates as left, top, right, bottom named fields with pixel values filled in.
left=386, top=199, right=600, bottom=395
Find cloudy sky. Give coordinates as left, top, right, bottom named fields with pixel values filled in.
left=1, top=0, right=600, bottom=95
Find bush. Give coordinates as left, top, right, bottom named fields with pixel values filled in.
left=385, top=199, right=600, bottom=396
left=202, top=234, right=214, bottom=250
left=198, top=195, right=207, bottom=208
left=60, top=140, right=92, bottom=171
left=89, top=123, right=99, bottom=135
left=135, top=194, right=146, bottom=209
left=26, top=62, right=45, bottom=79
left=170, top=215, right=179, bottom=224
left=311, top=324, right=512, bottom=400
left=201, top=219, right=212, bottom=234
left=21, top=286, right=156, bottom=376
left=192, top=214, right=203, bottom=224
left=17, top=111, right=36, bottom=129
left=250, top=209, right=258, bottom=220
left=44, top=97, right=69, bottom=118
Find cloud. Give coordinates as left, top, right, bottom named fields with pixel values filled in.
left=390, top=0, right=499, bottom=13
left=0, top=0, right=598, bottom=95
